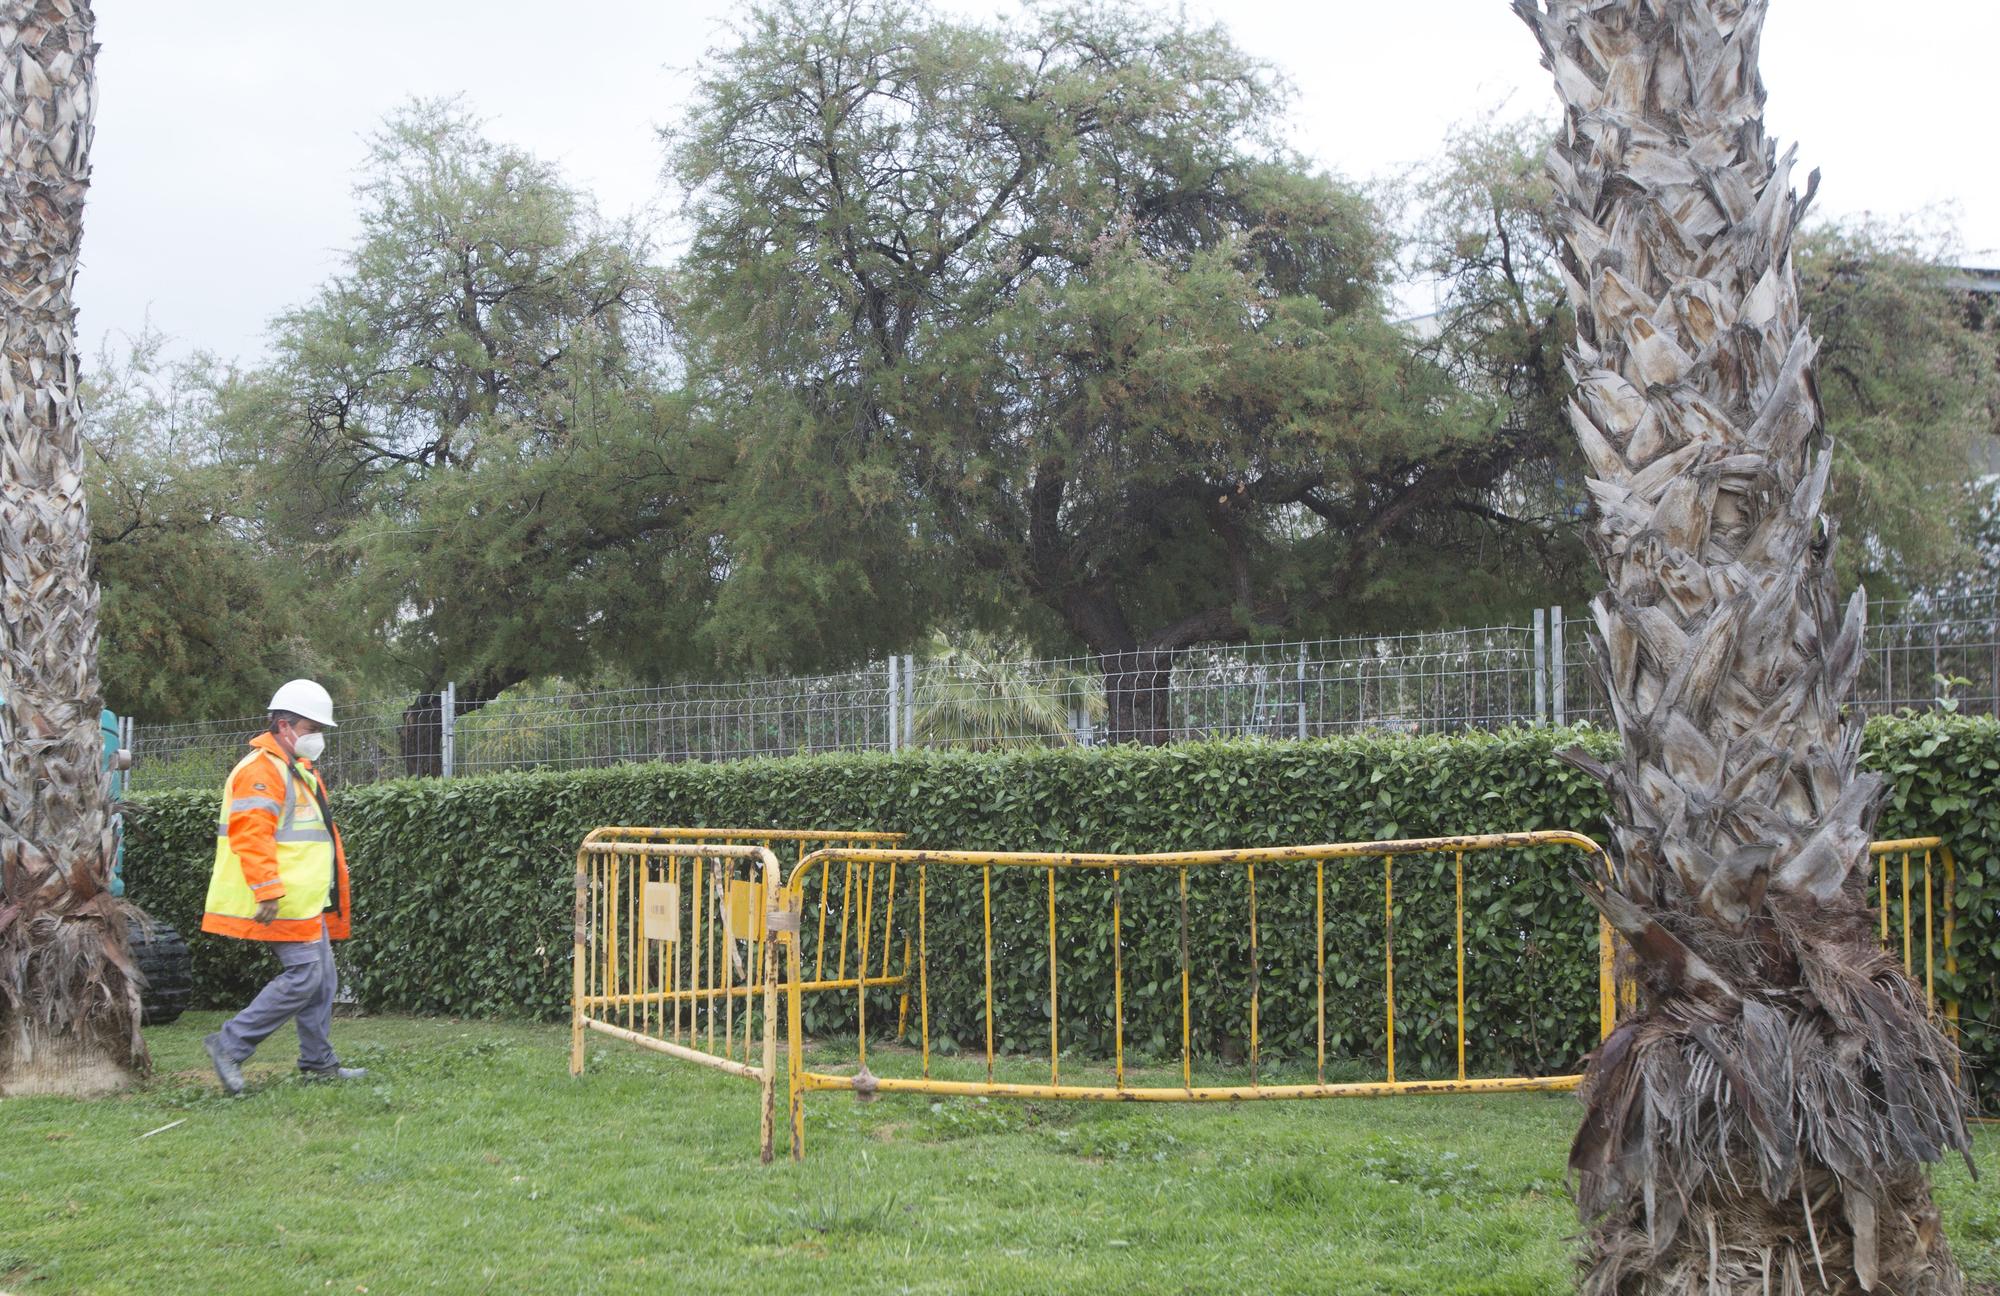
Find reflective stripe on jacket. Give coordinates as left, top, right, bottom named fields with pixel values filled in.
left=202, top=732, right=352, bottom=942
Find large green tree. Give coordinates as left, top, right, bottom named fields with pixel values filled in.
left=1796, top=218, right=1998, bottom=595
left=249, top=101, right=714, bottom=771
left=82, top=332, right=318, bottom=722
left=672, top=0, right=1531, bottom=741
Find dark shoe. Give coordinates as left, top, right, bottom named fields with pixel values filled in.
left=299, top=1064, right=367, bottom=1082
left=203, top=1032, right=245, bottom=1095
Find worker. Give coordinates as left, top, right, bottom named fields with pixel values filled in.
left=201, top=679, right=364, bottom=1094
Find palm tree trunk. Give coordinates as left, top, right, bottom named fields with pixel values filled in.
left=1515, top=2, right=1971, bottom=1291
left=0, top=0, right=144, bottom=1095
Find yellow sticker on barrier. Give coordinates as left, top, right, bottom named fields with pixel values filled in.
left=724, top=879, right=763, bottom=942
left=643, top=881, right=680, bottom=942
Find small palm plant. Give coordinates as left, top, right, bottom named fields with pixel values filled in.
left=909, top=634, right=1104, bottom=750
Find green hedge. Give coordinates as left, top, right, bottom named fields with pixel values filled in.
left=125, top=716, right=1998, bottom=1090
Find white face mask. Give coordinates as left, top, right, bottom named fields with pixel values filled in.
left=292, top=731, right=326, bottom=763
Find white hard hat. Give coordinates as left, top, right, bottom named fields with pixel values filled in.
left=268, top=679, right=338, bottom=728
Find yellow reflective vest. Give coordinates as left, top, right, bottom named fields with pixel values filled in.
left=202, top=733, right=351, bottom=942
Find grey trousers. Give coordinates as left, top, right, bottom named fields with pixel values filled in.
left=216, top=920, right=340, bottom=1071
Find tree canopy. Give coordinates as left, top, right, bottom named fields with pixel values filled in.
left=80, top=17, right=2000, bottom=731
left=245, top=101, right=715, bottom=714
left=83, top=333, right=326, bottom=721
left=669, top=0, right=1552, bottom=734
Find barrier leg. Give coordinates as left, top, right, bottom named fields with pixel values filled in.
left=760, top=895, right=779, bottom=1165
left=784, top=895, right=807, bottom=1162
left=570, top=852, right=589, bottom=1076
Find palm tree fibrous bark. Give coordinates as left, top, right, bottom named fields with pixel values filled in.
left=1514, top=2, right=1972, bottom=1292
left=0, top=0, right=143, bottom=1094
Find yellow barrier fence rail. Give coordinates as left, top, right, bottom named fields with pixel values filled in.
left=1869, top=838, right=1959, bottom=1046
left=776, top=831, right=1614, bottom=1161
left=568, top=827, right=906, bottom=1163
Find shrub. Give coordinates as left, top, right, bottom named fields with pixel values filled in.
left=125, top=716, right=1998, bottom=1090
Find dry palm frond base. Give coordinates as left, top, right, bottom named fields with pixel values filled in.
left=0, top=896, right=145, bottom=1097
left=1571, top=871, right=1971, bottom=1294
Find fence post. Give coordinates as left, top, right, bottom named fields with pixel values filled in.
left=440, top=681, right=456, bottom=778
left=886, top=657, right=899, bottom=753
left=902, top=654, right=916, bottom=749
left=1532, top=608, right=1547, bottom=727
left=1549, top=607, right=1565, bottom=728
left=121, top=716, right=136, bottom=793
left=1297, top=646, right=1308, bottom=741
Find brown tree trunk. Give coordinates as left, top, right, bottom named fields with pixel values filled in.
left=1057, top=585, right=1194, bottom=747
left=1516, top=2, right=1970, bottom=1291
left=1101, top=649, right=1173, bottom=745
left=0, top=0, right=144, bottom=1094
left=399, top=691, right=445, bottom=778
left=397, top=671, right=524, bottom=776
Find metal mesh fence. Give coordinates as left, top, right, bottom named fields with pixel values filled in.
left=453, top=670, right=891, bottom=775
left=1152, top=626, right=1543, bottom=740
left=130, top=695, right=415, bottom=794
left=1855, top=593, right=2000, bottom=716
left=904, top=627, right=1543, bottom=751
left=127, top=668, right=892, bottom=792
left=1558, top=612, right=1603, bottom=728
left=128, top=594, right=1996, bottom=791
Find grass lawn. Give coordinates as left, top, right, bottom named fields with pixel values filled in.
left=2, top=1016, right=1993, bottom=1295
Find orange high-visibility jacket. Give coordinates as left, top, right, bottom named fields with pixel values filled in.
left=201, top=732, right=352, bottom=942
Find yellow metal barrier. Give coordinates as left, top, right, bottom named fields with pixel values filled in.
left=575, top=829, right=1963, bottom=1164
left=1869, top=839, right=1959, bottom=1045
left=775, top=832, right=1613, bottom=1160
left=568, top=827, right=905, bottom=1163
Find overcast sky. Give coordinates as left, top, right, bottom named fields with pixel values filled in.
left=81, top=1, right=1999, bottom=366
